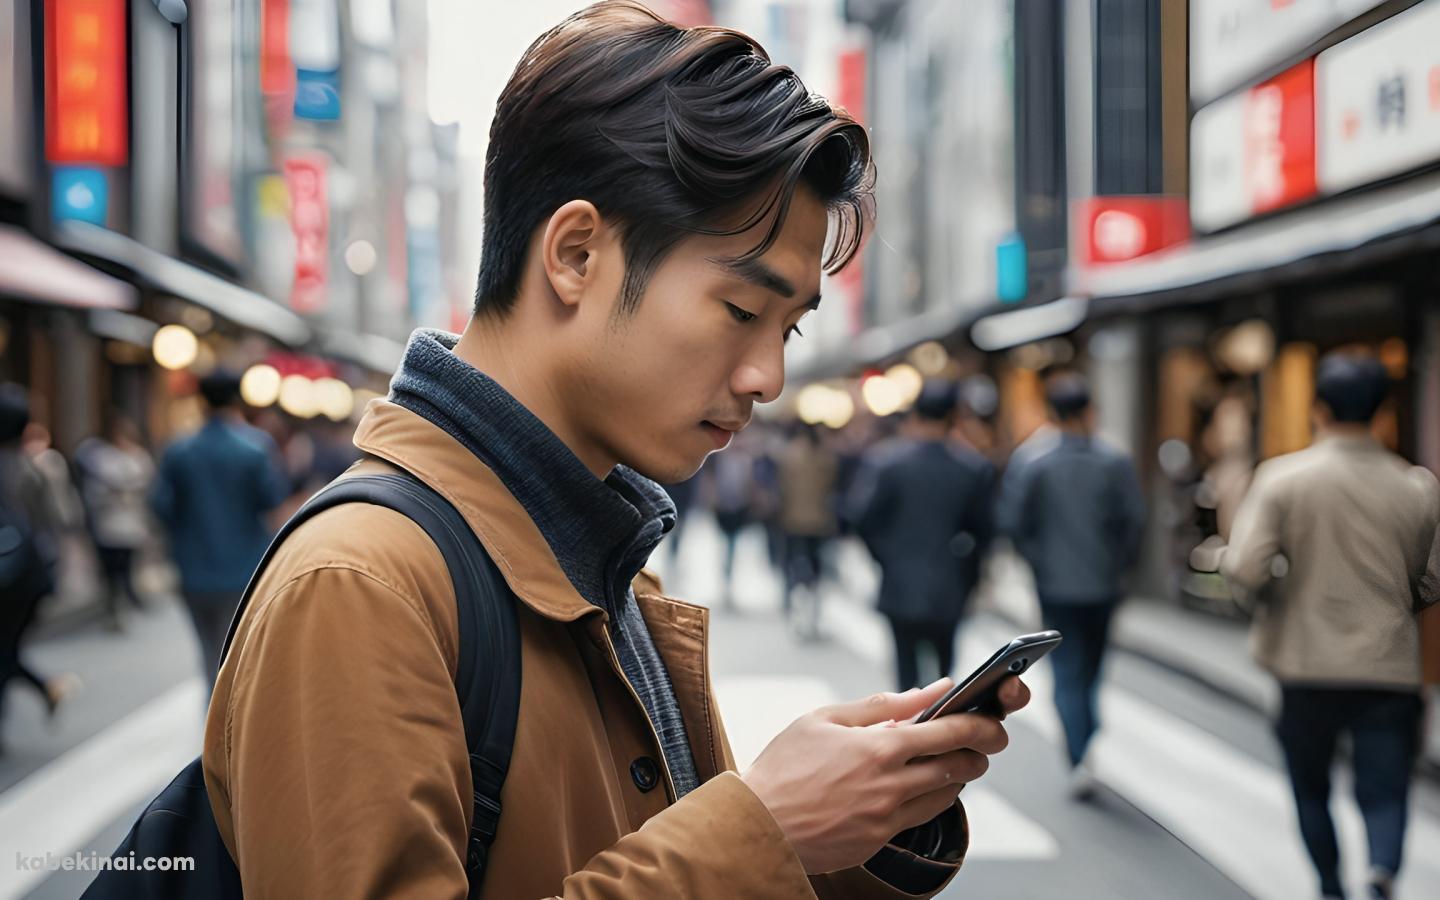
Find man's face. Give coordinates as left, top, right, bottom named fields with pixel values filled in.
left=560, top=190, right=828, bottom=483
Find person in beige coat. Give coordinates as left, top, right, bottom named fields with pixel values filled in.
left=202, top=3, right=1033, bottom=897
left=1222, top=352, right=1440, bottom=900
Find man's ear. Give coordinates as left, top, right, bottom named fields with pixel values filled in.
left=541, top=200, right=603, bottom=308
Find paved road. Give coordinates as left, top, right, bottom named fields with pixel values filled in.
left=3, top=513, right=1438, bottom=899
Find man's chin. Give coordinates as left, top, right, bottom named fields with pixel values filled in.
left=624, top=449, right=708, bottom=486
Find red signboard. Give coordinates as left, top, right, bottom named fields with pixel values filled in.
left=1246, top=60, right=1317, bottom=215
left=284, top=155, right=330, bottom=314
left=44, top=0, right=128, bottom=166
left=1075, top=196, right=1191, bottom=266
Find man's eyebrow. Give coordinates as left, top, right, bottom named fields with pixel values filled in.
left=710, top=256, right=796, bottom=298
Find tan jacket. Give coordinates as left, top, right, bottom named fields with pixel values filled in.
left=1221, top=435, right=1440, bottom=688
left=203, top=400, right=966, bottom=898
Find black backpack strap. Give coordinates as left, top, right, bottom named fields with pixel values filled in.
left=219, top=472, right=521, bottom=897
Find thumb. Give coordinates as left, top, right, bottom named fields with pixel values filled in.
left=822, top=678, right=954, bottom=727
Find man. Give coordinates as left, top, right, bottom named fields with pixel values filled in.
left=852, top=381, right=995, bottom=690
left=151, top=371, right=287, bottom=693
left=777, top=424, right=839, bottom=636
left=997, top=372, right=1145, bottom=796
left=202, top=4, right=1030, bottom=897
left=1221, top=353, right=1440, bottom=900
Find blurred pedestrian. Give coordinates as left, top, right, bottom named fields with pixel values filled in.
left=75, top=415, right=156, bottom=627
left=777, top=424, right=838, bottom=638
left=851, top=381, right=995, bottom=690
left=705, top=431, right=758, bottom=608
left=0, top=385, right=80, bottom=751
left=1220, top=352, right=1440, bottom=900
left=659, top=473, right=698, bottom=578
left=150, top=371, right=287, bottom=693
left=997, top=372, right=1145, bottom=797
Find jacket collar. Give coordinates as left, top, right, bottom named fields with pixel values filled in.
left=352, top=398, right=599, bottom=624
left=387, top=330, right=675, bottom=616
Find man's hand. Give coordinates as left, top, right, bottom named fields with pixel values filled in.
left=741, top=676, right=1031, bottom=875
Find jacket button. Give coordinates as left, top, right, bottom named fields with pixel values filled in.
left=630, top=756, right=659, bottom=793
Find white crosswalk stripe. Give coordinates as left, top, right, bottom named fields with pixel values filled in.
left=0, top=681, right=204, bottom=900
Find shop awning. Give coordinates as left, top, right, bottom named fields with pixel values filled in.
left=55, top=220, right=313, bottom=347
left=316, top=329, right=407, bottom=378
left=0, top=225, right=139, bottom=311
left=1076, top=169, right=1440, bottom=314
left=788, top=304, right=975, bottom=383
left=970, top=296, right=1089, bottom=351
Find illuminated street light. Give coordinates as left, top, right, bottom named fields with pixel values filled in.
left=152, top=325, right=199, bottom=371
left=240, top=364, right=283, bottom=408
left=278, top=374, right=320, bottom=419
left=315, top=377, right=355, bottom=421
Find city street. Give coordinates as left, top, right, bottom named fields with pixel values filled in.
left=3, top=514, right=1437, bottom=900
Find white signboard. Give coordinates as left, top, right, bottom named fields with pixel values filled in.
left=1190, top=91, right=1249, bottom=232
left=1317, top=0, right=1440, bottom=194
left=1191, top=0, right=1384, bottom=105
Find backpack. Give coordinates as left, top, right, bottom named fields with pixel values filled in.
left=81, top=471, right=522, bottom=899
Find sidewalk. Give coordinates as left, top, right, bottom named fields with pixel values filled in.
left=978, top=551, right=1440, bottom=778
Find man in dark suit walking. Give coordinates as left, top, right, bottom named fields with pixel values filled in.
left=851, top=381, right=996, bottom=690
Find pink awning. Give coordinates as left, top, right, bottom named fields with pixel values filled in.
left=0, top=225, right=138, bottom=311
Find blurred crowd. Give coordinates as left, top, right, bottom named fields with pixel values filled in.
left=0, top=371, right=359, bottom=752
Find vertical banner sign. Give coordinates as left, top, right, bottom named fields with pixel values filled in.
left=284, top=155, right=330, bottom=314
left=44, top=0, right=128, bottom=166
left=1245, top=60, right=1316, bottom=216
left=835, top=46, right=867, bottom=337
left=260, top=0, right=295, bottom=131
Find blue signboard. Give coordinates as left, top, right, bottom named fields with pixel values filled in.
left=52, top=167, right=109, bottom=225
left=996, top=232, right=1027, bottom=304
left=294, top=68, right=341, bottom=121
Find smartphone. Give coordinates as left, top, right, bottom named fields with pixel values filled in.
left=914, top=630, right=1063, bottom=722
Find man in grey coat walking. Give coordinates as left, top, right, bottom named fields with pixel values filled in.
left=997, top=373, right=1146, bottom=795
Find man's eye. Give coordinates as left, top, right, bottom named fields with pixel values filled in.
left=726, top=303, right=758, bottom=323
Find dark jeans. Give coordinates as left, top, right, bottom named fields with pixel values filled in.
left=96, top=545, right=142, bottom=617
left=183, top=590, right=243, bottom=695
left=887, top=617, right=957, bottom=691
left=1038, top=599, right=1116, bottom=767
left=715, top=510, right=748, bottom=599
left=0, top=579, right=50, bottom=739
left=782, top=534, right=825, bottom=611
left=1276, top=685, right=1424, bottom=897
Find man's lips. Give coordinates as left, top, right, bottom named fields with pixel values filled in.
left=701, top=419, right=744, bottom=448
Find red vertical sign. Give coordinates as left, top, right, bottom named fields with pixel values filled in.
left=44, top=0, right=128, bottom=165
left=835, top=47, right=867, bottom=337
left=1245, top=60, right=1316, bottom=214
left=284, top=155, right=329, bottom=314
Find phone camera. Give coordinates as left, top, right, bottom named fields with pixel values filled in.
left=1009, top=659, right=1027, bottom=673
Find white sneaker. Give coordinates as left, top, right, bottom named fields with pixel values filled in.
left=1068, top=762, right=1099, bottom=801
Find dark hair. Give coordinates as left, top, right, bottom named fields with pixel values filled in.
left=0, top=383, right=30, bottom=444
left=1045, top=372, right=1091, bottom=422
left=199, top=370, right=243, bottom=410
left=1315, top=352, right=1388, bottom=423
left=474, top=0, right=874, bottom=318
left=913, top=380, right=958, bottom=422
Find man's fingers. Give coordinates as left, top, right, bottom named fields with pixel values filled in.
left=997, top=676, right=1031, bottom=716
left=891, top=784, right=964, bottom=835
left=822, top=678, right=953, bottom=727
left=897, top=712, right=1009, bottom=759
left=896, top=749, right=989, bottom=795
